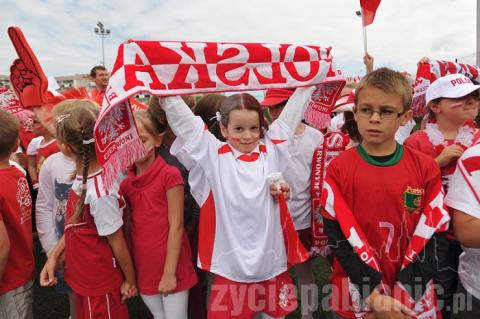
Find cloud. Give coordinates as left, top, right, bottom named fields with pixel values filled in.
left=0, top=0, right=476, bottom=77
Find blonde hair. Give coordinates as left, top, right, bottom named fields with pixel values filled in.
left=355, top=67, right=412, bottom=112
left=55, top=99, right=100, bottom=223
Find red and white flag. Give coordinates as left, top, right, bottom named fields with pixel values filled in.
left=360, top=0, right=382, bottom=26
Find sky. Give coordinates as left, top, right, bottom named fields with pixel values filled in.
left=0, top=0, right=476, bottom=78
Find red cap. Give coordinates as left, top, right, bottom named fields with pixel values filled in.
left=260, top=89, right=294, bottom=106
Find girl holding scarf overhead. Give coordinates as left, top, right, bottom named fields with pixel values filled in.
left=157, top=88, right=313, bottom=319
left=404, top=73, right=480, bottom=319
left=322, top=68, right=450, bottom=319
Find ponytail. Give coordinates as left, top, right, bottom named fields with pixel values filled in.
left=71, top=128, right=92, bottom=223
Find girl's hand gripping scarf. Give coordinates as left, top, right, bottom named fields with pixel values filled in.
left=412, top=59, right=480, bottom=117
left=94, top=40, right=338, bottom=188
left=321, top=170, right=450, bottom=318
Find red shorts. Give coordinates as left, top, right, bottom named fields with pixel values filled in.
left=208, top=271, right=297, bottom=319
left=76, top=290, right=129, bottom=319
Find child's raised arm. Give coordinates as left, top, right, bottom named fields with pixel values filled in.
left=277, top=86, right=316, bottom=133
left=159, top=96, right=196, bottom=142
left=0, top=220, right=10, bottom=280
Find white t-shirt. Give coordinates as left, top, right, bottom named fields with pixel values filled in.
left=27, top=136, right=43, bottom=156
left=445, top=145, right=480, bottom=300
left=36, top=152, right=76, bottom=255
left=171, top=117, right=292, bottom=282
left=283, top=124, right=323, bottom=230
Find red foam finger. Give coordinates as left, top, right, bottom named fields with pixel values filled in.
left=8, top=27, right=37, bottom=71
left=7, top=26, right=48, bottom=108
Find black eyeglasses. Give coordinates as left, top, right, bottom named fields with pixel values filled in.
left=355, top=107, right=405, bottom=120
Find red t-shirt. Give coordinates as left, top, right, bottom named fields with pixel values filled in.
left=36, top=139, right=59, bottom=173
left=323, top=145, right=444, bottom=318
left=405, top=130, right=480, bottom=193
left=121, top=156, right=197, bottom=295
left=63, top=172, right=124, bottom=296
left=0, top=167, right=34, bottom=293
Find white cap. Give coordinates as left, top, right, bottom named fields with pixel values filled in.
left=425, top=73, right=480, bottom=105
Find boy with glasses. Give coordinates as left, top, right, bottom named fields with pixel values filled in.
left=322, top=68, right=450, bottom=319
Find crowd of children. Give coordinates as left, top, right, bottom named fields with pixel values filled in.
left=1, top=52, right=480, bottom=319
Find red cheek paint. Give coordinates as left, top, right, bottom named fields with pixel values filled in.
left=229, top=137, right=242, bottom=142
left=450, top=103, right=463, bottom=109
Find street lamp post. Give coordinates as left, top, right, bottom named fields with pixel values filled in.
left=94, top=21, right=110, bottom=66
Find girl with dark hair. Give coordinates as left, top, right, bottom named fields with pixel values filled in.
left=194, top=94, right=226, bottom=140
left=158, top=88, right=315, bottom=319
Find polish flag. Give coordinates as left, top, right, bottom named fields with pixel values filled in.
left=360, top=0, right=382, bottom=26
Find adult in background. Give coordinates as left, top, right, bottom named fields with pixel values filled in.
left=89, top=65, right=109, bottom=101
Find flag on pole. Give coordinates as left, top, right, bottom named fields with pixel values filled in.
left=360, top=0, right=381, bottom=26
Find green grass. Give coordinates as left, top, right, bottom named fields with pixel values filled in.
left=34, top=239, right=332, bottom=318
left=287, top=257, right=332, bottom=319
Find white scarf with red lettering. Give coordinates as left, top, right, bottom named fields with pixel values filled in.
left=310, top=131, right=349, bottom=257
left=94, top=40, right=337, bottom=187
left=412, top=59, right=480, bottom=117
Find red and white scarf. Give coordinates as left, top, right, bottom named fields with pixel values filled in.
left=94, top=40, right=337, bottom=187
left=310, top=131, right=349, bottom=257
left=0, top=86, right=34, bottom=123
left=412, top=59, right=480, bottom=117
left=425, top=122, right=476, bottom=152
left=322, top=171, right=450, bottom=318
left=304, top=77, right=345, bottom=130
left=425, top=122, right=477, bottom=179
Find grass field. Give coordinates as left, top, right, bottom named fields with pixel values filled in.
left=33, top=239, right=333, bottom=318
